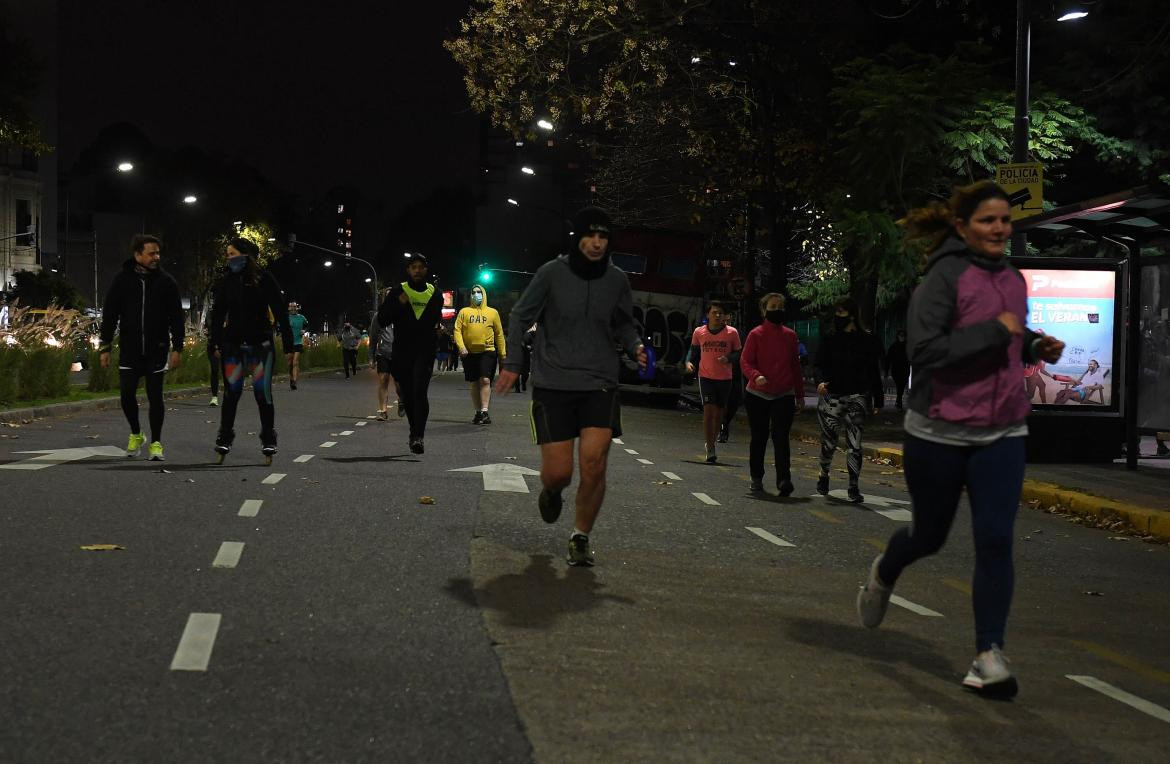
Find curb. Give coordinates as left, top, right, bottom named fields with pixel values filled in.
left=791, top=426, right=1170, bottom=542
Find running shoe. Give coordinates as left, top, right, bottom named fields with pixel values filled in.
left=816, top=475, right=829, bottom=495
left=377, top=409, right=388, bottom=421
left=409, top=437, right=424, bottom=455
left=777, top=480, right=794, bottom=497
left=705, top=443, right=717, bottom=464
left=856, top=555, right=892, bottom=628
left=567, top=533, right=595, bottom=567
left=717, top=423, right=729, bottom=443
left=126, top=432, right=146, bottom=457
left=480, top=412, right=491, bottom=425
left=749, top=480, right=765, bottom=493
left=291, top=380, right=298, bottom=391
left=848, top=486, right=865, bottom=503
left=396, top=400, right=405, bottom=418
left=472, top=411, right=484, bottom=425
left=961, top=645, right=1019, bottom=698
left=148, top=441, right=164, bottom=461
left=209, top=396, right=218, bottom=407
left=539, top=488, right=563, bottom=523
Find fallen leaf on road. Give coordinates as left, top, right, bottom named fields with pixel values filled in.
left=80, top=544, right=124, bottom=551
left=419, top=496, right=436, bottom=505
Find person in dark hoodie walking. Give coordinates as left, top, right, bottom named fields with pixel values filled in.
left=813, top=297, right=884, bottom=503
left=99, top=234, right=185, bottom=460
left=855, top=181, right=1065, bottom=698
left=495, top=207, right=646, bottom=567
left=208, top=237, right=293, bottom=463
left=376, top=252, right=443, bottom=454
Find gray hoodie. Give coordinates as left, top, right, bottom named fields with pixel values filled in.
left=503, top=254, right=642, bottom=391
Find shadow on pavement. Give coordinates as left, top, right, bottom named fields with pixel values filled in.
left=95, top=461, right=248, bottom=471
left=784, top=615, right=955, bottom=684
left=324, top=454, right=419, bottom=463
left=746, top=493, right=812, bottom=505
left=445, top=553, right=634, bottom=630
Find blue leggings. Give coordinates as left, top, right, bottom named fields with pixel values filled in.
left=218, top=341, right=276, bottom=445
left=878, top=435, right=1026, bottom=652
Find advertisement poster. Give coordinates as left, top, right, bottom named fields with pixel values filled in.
left=1021, top=268, right=1116, bottom=407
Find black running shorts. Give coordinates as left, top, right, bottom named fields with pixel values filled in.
left=291, top=344, right=304, bottom=354
left=375, top=356, right=393, bottom=374
left=698, top=377, right=733, bottom=407
left=530, top=386, right=622, bottom=444
left=463, top=351, right=498, bottom=382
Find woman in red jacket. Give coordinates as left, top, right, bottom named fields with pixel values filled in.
left=740, top=292, right=805, bottom=495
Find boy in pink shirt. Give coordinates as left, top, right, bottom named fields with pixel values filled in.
left=686, top=302, right=742, bottom=463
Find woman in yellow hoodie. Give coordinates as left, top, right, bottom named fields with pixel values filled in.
left=454, top=284, right=506, bottom=424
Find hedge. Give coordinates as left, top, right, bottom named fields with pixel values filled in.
left=0, top=344, right=74, bottom=405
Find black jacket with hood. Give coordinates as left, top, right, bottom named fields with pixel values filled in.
left=376, top=278, right=443, bottom=360
left=208, top=263, right=293, bottom=351
left=99, top=258, right=184, bottom=365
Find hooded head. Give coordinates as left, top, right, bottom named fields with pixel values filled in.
left=568, top=206, right=613, bottom=280
left=405, top=252, right=429, bottom=288
left=469, top=284, right=488, bottom=308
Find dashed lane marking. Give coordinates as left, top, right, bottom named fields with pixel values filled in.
left=356, top=421, right=368, bottom=427
left=637, top=458, right=654, bottom=465
left=889, top=595, right=943, bottom=618
left=661, top=471, right=682, bottom=481
left=293, top=454, right=314, bottom=463
left=624, top=448, right=639, bottom=455
left=746, top=527, right=796, bottom=548
left=212, top=542, right=245, bottom=568
left=340, top=430, right=355, bottom=436
left=319, top=441, right=337, bottom=448
left=1066, top=675, right=1170, bottom=724
left=942, top=577, right=972, bottom=595
left=612, top=438, right=624, bottom=444
left=261, top=473, right=286, bottom=485
left=238, top=499, right=262, bottom=517
left=170, top=613, right=222, bottom=672
left=692, top=492, right=720, bottom=506
left=1071, top=641, right=1170, bottom=685
left=873, top=508, right=913, bottom=522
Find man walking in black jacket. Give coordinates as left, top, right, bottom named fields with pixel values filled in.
left=376, top=253, right=442, bottom=454
left=99, top=234, right=185, bottom=460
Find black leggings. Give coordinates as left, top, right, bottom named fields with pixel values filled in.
left=392, top=353, right=434, bottom=439
left=343, top=348, right=358, bottom=377
left=744, top=392, right=796, bottom=484
left=120, top=363, right=166, bottom=442
left=208, top=348, right=221, bottom=396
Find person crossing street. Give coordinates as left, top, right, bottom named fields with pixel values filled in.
left=495, top=206, right=646, bottom=567
left=454, top=283, right=506, bottom=425
left=98, top=234, right=185, bottom=461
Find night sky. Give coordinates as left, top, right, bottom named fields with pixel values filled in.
left=59, top=0, right=479, bottom=214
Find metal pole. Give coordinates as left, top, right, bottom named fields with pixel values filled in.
left=1123, top=239, right=1142, bottom=470
left=1011, top=0, right=1031, bottom=257
left=93, top=231, right=98, bottom=312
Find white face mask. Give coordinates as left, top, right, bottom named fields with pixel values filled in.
left=472, top=292, right=483, bottom=305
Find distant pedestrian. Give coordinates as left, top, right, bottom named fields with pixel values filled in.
left=368, top=303, right=399, bottom=420
left=685, top=301, right=741, bottom=463
left=739, top=292, right=804, bottom=495
left=376, top=252, right=443, bottom=454
left=454, top=283, right=506, bottom=424
left=885, top=330, right=910, bottom=410
left=813, top=297, right=884, bottom=503
left=208, top=237, right=294, bottom=462
left=856, top=181, right=1065, bottom=698
left=286, top=301, right=307, bottom=390
left=513, top=323, right=536, bottom=393
left=495, top=206, right=646, bottom=567
left=339, top=321, right=361, bottom=378
left=99, top=234, right=184, bottom=461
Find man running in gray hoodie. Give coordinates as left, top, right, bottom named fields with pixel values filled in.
left=495, top=207, right=646, bottom=566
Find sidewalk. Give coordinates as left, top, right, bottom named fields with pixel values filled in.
left=787, top=398, right=1170, bottom=542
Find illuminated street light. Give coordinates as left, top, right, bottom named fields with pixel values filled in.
left=521, top=166, right=535, bottom=175
left=507, top=198, right=519, bottom=206
left=536, top=119, right=554, bottom=131
left=324, top=260, right=333, bottom=268
left=116, top=161, right=134, bottom=172
left=267, top=237, right=276, bottom=242
left=182, top=195, right=197, bottom=204
left=403, top=251, right=412, bottom=259
left=364, top=277, right=372, bottom=283
left=690, top=56, right=701, bottom=64
left=1058, top=10, right=1089, bottom=21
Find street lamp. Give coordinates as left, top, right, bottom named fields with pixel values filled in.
left=507, top=198, right=519, bottom=206
left=324, top=260, right=333, bottom=268
left=116, top=161, right=134, bottom=173
left=183, top=195, right=197, bottom=204
left=536, top=119, right=554, bottom=131
left=521, top=166, right=535, bottom=176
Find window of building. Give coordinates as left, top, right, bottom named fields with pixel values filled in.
left=15, top=199, right=33, bottom=242
left=610, top=251, right=647, bottom=274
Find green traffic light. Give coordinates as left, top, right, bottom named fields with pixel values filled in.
left=480, top=270, right=493, bottom=283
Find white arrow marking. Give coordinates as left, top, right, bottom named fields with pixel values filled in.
left=0, top=445, right=128, bottom=471
left=449, top=463, right=541, bottom=493
left=823, top=489, right=913, bottom=521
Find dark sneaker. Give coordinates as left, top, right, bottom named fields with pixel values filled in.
left=749, top=480, right=765, bottom=493
left=472, top=411, right=484, bottom=425
left=816, top=475, right=829, bottom=495
left=539, top=488, right=563, bottom=523
left=290, top=380, right=297, bottom=391
left=567, top=534, right=595, bottom=567
left=480, top=412, right=491, bottom=425
left=409, top=437, right=424, bottom=455
left=962, top=645, right=1019, bottom=698
left=777, top=480, right=794, bottom=497
left=856, top=555, right=892, bottom=628
left=848, top=486, right=864, bottom=503
left=396, top=400, right=405, bottom=418
left=717, top=424, right=729, bottom=443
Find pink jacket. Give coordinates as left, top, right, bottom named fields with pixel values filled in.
left=740, top=321, right=804, bottom=400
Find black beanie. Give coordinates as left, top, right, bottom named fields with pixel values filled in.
left=572, top=206, right=612, bottom=239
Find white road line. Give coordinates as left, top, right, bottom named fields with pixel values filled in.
left=637, top=458, right=654, bottom=465
left=238, top=499, right=262, bottom=517
left=662, top=471, right=682, bottom=481
left=170, top=613, right=222, bottom=671
left=319, top=441, right=337, bottom=448
left=293, top=454, right=314, bottom=463
left=889, top=595, right=943, bottom=618
left=366, top=415, right=377, bottom=419
left=261, top=473, right=286, bottom=485
left=1067, top=675, right=1170, bottom=724
left=212, top=542, right=245, bottom=568
left=340, top=430, right=355, bottom=436
left=874, top=508, right=913, bottom=522
left=624, top=448, right=639, bottom=455
left=746, top=527, right=796, bottom=547
left=692, top=492, right=720, bottom=506
left=612, top=438, right=624, bottom=444
left=356, top=421, right=368, bottom=427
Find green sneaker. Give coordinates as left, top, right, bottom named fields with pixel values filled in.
left=126, top=432, right=146, bottom=457
left=567, top=533, right=595, bottom=567
left=148, top=441, right=164, bottom=461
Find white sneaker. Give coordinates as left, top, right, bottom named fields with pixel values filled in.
left=705, top=443, right=717, bottom=463
left=209, top=396, right=218, bottom=407
left=856, top=555, right=892, bottom=628
left=962, top=644, right=1019, bottom=697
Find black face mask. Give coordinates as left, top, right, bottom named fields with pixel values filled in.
left=568, top=247, right=610, bottom=280
left=765, top=309, right=785, bottom=324
left=834, top=315, right=852, bottom=331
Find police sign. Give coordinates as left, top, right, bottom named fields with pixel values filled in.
left=995, top=162, right=1044, bottom=221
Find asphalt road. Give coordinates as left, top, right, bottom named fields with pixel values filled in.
left=2, top=369, right=1168, bottom=762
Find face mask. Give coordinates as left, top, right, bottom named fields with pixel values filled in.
left=472, top=292, right=483, bottom=305
left=765, top=309, right=785, bottom=324
left=834, top=315, right=852, bottom=331
left=227, top=256, right=247, bottom=273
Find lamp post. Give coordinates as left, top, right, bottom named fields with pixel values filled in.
left=300, top=238, right=378, bottom=311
